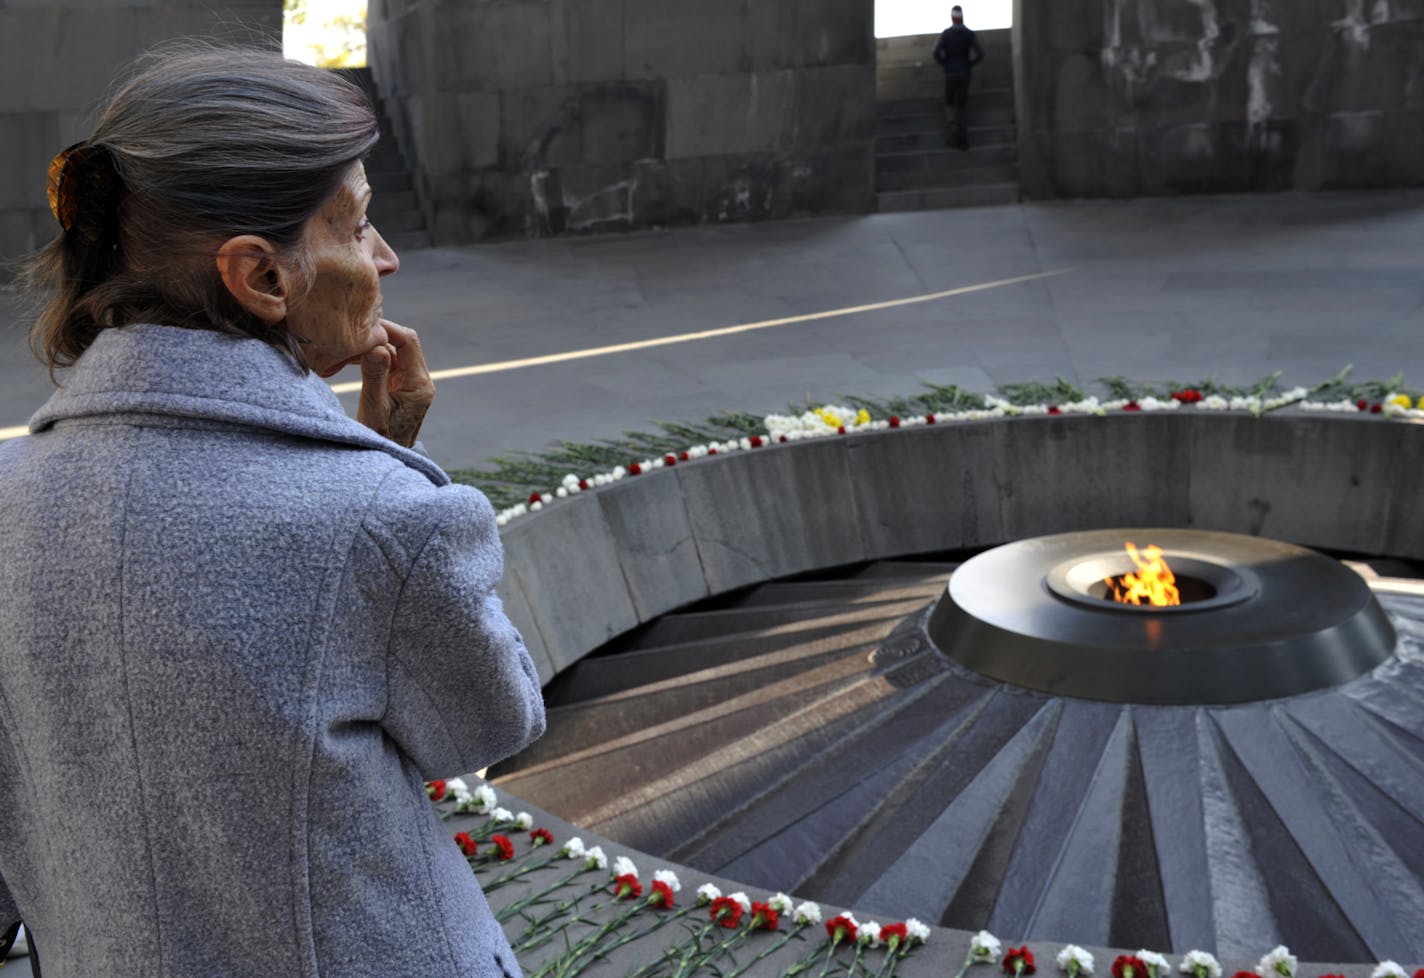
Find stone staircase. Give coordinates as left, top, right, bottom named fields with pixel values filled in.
left=334, top=68, right=432, bottom=251
left=873, top=29, right=1019, bottom=212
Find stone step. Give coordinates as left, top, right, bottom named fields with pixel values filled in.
left=583, top=647, right=959, bottom=859
left=877, top=102, right=1016, bottom=131
left=491, top=644, right=884, bottom=821
left=367, top=168, right=414, bottom=194
left=878, top=88, right=1014, bottom=116
left=622, top=593, right=932, bottom=650
left=875, top=182, right=1021, bottom=212
left=725, top=575, right=949, bottom=610
left=877, top=64, right=1015, bottom=91
left=876, top=159, right=1020, bottom=193
left=877, top=142, right=1019, bottom=173
left=537, top=606, right=912, bottom=708
left=366, top=204, right=426, bottom=234
left=876, top=125, right=1017, bottom=154
left=848, top=560, right=961, bottom=580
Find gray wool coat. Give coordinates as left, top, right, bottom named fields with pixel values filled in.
left=0, top=323, right=546, bottom=977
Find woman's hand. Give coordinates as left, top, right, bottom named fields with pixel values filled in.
left=357, top=320, right=435, bottom=448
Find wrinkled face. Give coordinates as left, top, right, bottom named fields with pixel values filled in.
left=285, top=162, right=399, bottom=377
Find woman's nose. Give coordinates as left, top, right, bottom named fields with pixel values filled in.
left=375, top=228, right=399, bottom=277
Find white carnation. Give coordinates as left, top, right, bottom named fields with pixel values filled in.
left=473, top=784, right=497, bottom=814
left=653, top=869, right=681, bottom=892
left=858, top=921, right=882, bottom=947
left=1178, top=951, right=1221, bottom=978
left=905, top=918, right=930, bottom=943
left=492, top=807, right=514, bottom=822
left=971, top=930, right=1002, bottom=963
left=584, top=846, right=607, bottom=870
left=1137, top=951, right=1169, bottom=978
left=515, top=812, right=533, bottom=830
left=561, top=837, right=586, bottom=858
left=768, top=892, right=794, bottom=913
left=1057, top=945, right=1094, bottom=975
left=794, top=902, right=822, bottom=925
left=612, top=855, right=639, bottom=879
left=728, top=891, right=752, bottom=913
left=1257, top=946, right=1296, bottom=978
left=1371, top=963, right=1407, bottom=978
left=696, top=883, right=722, bottom=903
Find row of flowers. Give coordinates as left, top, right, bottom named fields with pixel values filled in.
left=430, top=780, right=1424, bottom=978
left=491, top=388, right=1424, bottom=526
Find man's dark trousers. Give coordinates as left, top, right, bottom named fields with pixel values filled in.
left=944, top=72, right=970, bottom=148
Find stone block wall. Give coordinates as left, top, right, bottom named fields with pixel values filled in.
left=1012, top=0, right=1424, bottom=198
left=0, top=0, right=282, bottom=274
left=365, top=0, right=876, bottom=244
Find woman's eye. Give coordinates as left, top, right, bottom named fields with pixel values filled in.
left=356, top=217, right=372, bottom=239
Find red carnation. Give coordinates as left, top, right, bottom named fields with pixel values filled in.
left=710, top=895, right=743, bottom=928
left=1171, top=389, right=1203, bottom=403
left=750, top=435, right=764, bottom=448
left=926, top=413, right=937, bottom=424
left=648, top=879, right=676, bottom=909
left=613, top=873, right=642, bottom=900
left=1232, top=972, right=1258, bottom=978
left=1356, top=399, right=1369, bottom=411
left=426, top=780, right=446, bottom=802
left=453, top=832, right=476, bottom=857
left=880, top=922, right=908, bottom=947
left=577, top=479, right=590, bottom=491
left=1370, top=403, right=1382, bottom=414
left=491, top=834, right=514, bottom=861
left=1113, top=956, right=1148, bottom=978
left=629, top=462, right=643, bottom=475
left=1048, top=405, right=1062, bottom=415
left=1318, top=974, right=1347, bottom=978
left=779, top=435, right=788, bottom=443
left=825, top=914, right=858, bottom=943
left=1004, top=946, right=1036, bottom=976
left=530, top=827, right=554, bottom=847
left=664, top=454, right=677, bottom=466
left=889, top=416, right=901, bottom=427
left=708, top=447, right=717, bottom=455
left=527, top=492, right=541, bottom=505
left=1411, top=971, right=1424, bottom=978
left=749, top=901, right=779, bottom=931
left=679, top=451, right=690, bottom=461
left=1123, top=401, right=1141, bottom=412
left=837, top=425, right=846, bottom=434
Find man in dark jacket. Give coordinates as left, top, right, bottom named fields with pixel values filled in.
left=933, top=5, right=984, bottom=148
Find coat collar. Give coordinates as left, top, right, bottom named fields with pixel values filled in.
left=30, top=323, right=449, bottom=486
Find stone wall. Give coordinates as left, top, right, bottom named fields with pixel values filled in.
left=1012, top=0, right=1424, bottom=197
left=0, top=0, right=282, bottom=274
left=365, top=0, right=876, bottom=244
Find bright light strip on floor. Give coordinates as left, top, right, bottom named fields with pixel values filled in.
left=0, top=269, right=1069, bottom=440
left=329, top=268, right=1071, bottom=394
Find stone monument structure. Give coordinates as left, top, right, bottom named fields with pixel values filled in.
left=2, top=0, right=1422, bottom=270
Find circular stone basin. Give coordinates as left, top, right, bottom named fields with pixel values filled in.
left=928, top=528, right=1397, bottom=705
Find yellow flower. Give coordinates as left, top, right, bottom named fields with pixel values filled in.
left=1388, top=393, right=1413, bottom=410
left=855, top=409, right=871, bottom=427
left=1417, top=394, right=1424, bottom=410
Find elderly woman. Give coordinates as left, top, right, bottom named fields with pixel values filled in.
left=0, top=45, right=545, bottom=977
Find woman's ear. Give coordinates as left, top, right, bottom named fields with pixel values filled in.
left=216, top=235, right=288, bottom=324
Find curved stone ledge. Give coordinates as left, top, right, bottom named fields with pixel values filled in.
left=483, top=411, right=1422, bottom=973
left=496, top=412, right=1424, bottom=684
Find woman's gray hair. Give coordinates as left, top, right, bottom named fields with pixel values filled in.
left=26, top=41, right=380, bottom=373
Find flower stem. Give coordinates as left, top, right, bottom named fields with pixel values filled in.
left=724, top=924, right=807, bottom=978
left=496, top=867, right=594, bottom=924
left=817, top=936, right=844, bottom=978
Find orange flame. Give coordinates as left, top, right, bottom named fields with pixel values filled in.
left=1106, top=542, right=1181, bottom=606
